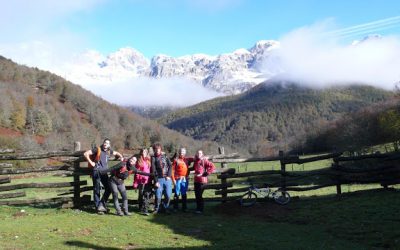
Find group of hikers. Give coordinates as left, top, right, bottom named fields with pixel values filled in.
left=83, top=138, right=216, bottom=216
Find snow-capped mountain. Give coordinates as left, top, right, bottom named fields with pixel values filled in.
left=64, top=40, right=281, bottom=94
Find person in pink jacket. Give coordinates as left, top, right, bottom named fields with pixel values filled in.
left=133, top=148, right=152, bottom=215
left=193, top=150, right=215, bottom=214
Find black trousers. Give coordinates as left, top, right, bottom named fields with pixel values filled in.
left=194, top=182, right=205, bottom=212
left=137, top=183, right=152, bottom=212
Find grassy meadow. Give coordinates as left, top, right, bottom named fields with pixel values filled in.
left=1, top=157, right=400, bottom=249
left=0, top=187, right=399, bottom=249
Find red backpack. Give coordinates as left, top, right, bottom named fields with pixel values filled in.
left=88, top=146, right=101, bottom=168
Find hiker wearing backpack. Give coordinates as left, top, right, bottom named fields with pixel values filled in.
left=151, top=143, right=173, bottom=214
left=83, top=138, right=123, bottom=214
left=133, top=148, right=152, bottom=215
left=193, top=150, right=215, bottom=214
left=171, top=147, right=194, bottom=212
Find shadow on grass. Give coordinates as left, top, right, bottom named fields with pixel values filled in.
left=65, top=240, right=120, bottom=250
left=134, top=188, right=400, bottom=249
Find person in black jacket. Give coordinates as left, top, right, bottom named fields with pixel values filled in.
left=108, top=156, right=151, bottom=216
left=83, top=138, right=123, bottom=214
left=151, top=143, right=172, bottom=214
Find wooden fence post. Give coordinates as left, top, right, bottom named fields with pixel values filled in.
left=279, top=151, right=286, bottom=190
left=73, top=141, right=81, bottom=207
left=220, top=174, right=227, bottom=203
left=219, top=147, right=227, bottom=203
left=333, top=157, right=341, bottom=196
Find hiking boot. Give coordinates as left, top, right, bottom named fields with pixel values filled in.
left=123, top=211, right=132, bottom=216
left=116, top=210, right=124, bottom=216
left=97, top=211, right=105, bottom=215
left=97, top=205, right=107, bottom=213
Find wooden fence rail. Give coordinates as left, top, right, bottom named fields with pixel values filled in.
left=214, top=150, right=400, bottom=200
left=0, top=144, right=399, bottom=208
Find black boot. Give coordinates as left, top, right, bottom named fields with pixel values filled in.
left=173, top=195, right=179, bottom=210
left=182, top=194, right=187, bottom=212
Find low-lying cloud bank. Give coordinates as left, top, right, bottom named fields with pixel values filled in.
left=82, top=77, right=223, bottom=107
left=269, top=22, right=400, bottom=90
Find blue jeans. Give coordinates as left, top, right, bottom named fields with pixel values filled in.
left=155, top=177, right=172, bottom=212
left=175, top=177, right=188, bottom=196
left=92, top=169, right=111, bottom=209
left=173, top=177, right=189, bottom=210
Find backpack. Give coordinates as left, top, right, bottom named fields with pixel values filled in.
left=117, top=165, right=129, bottom=180
left=88, top=146, right=101, bottom=168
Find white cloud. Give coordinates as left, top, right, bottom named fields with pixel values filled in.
left=270, top=21, right=400, bottom=90
left=80, top=77, right=223, bottom=107
left=0, top=0, right=104, bottom=74
left=0, top=33, right=87, bottom=73
left=0, top=0, right=105, bottom=39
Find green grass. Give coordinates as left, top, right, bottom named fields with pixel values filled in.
left=1, top=155, right=400, bottom=249
left=0, top=188, right=399, bottom=249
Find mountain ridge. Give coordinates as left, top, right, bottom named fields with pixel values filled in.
left=63, top=40, right=281, bottom=95
left=157, top=79, right=395, bottom=156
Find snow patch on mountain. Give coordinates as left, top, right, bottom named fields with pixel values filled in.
left=63, top=41, right=282, bottom=94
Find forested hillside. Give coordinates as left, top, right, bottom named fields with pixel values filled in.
left=303, top=97, right=400, bottom=153
left=0, top=56, right=222, bottom=154
left=159, top=80, right=395, bottom=156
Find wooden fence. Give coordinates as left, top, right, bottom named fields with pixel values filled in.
left=0, top=142, right=87, bottom=206
left=1, top=144, right=399, bottom=208
left=213, top=150, right=400, bottom=202
left=0, top=143, right=233, bottom=208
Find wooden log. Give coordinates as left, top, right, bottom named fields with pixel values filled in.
left=211, top=155, right=299, bottom=163
left=58, top=186, right=93, bottom=196
left=280, top=151, right=286, bottom=190
left=215, top=183, right=337, bottom=195
left=216, top=188, right=244, bottom=195
left=73, top=141, right=81, bottom=207
left=332, top=158, right=341, bottom=195
left=124, top=196, right=242, bottom=205
left=0, top=149, right=15, bottom=154
left=0, top=177, right=11, bottom=184
left=0, top=197, right=73, bottom=206
left=0, top=180, right=87, bottom=192
left=333, top=165, right=400, bottom=174
left=335, top=151, right=400, bottom=162
left=0, top=150, right=85, bottom=160
left=0, top=165, right=74, bottom=175
left=284, top=184, right=335, bottom=191
left=0, top=191, right=26, bottom=199
left=218, top=170, right=283, bottom=179
left=285, top=152, right=343, bottom=164
left=0, top=163, right=13, bottom=168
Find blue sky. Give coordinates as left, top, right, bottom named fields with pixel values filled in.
left=1, top=0, right=400, bottom=107
left=97, top=0, right=400, bottom=57
left=1, top=0, right=400, bottom=59
left=64, top=0, right=400, bottom=57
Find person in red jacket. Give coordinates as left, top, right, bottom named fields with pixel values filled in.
left=171, top=147, right=194, bottom=212
left=193, top=150, right=215, bottom=214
